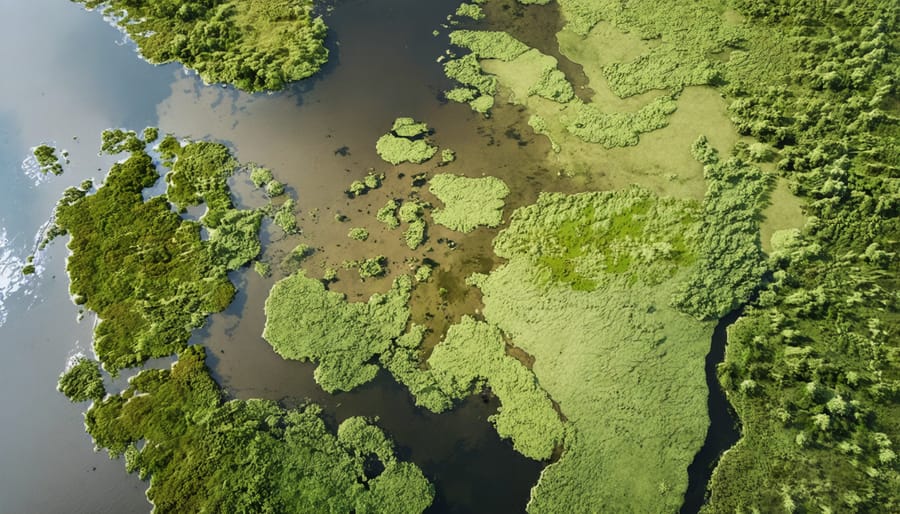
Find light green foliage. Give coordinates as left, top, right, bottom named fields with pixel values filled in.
left=445, top=87, right=477, bottom=103
left=562, top=96, right=677, bottom=147
left=357, top=256, right=387, bottom=279
left=280, top=243, right=312, bottom=273
left=404, top=220, right=426, bottom=250
left=376, top=199, right=401, bottom=229
left=441, top=148, right=456, bottom=164
left=322, top=267, right=337, bottom=282
left=33, top=144, right=64, bottom=175
left=208, top=208, right=264, bottom=270
left=274, top=198, right=299, bottom=235
left=101, top=129, right=145, bottom=155
left=414, top=264, right=432, bottom=282
left=263, top=272, right=412, bottom=392
left=375, top=132, right=437, bottom=165
left=528, top=66, right=575, bottom=103
left=454, top=3, right=485, bottom=20
left=444, top=54, right=496, bottom=97
left=47, top=132, right=259, bottom=372
left=398, top=201, right=425, bottom=224
left=254, top=260, right=271, bottom=277
left=265, top=180, right=285, bottom=198
left=58, top=357, right=105, bottom=402
left=427, top=317, right=566, bottom=460
left=671, top=139, right=770, bottom=320
left=450, top=30, right=529, bottom=62
left=348, top=171, right=384, bottom=196
left=348, top=227, right=369, bottom=241
left=469, top=95, right=494, bottom=114
left=474, top=187, right=716, bottom=512
left=428, top=174, right=510, bottom=233
left=379, top=325, right=456, bottom=412
left=73, top=0, right=328, bottom=92
left=391, top=118, right=429, bottom=138
left=249, top=165, right=274, bottom=188
left=84, top=346, right=433, bottom=512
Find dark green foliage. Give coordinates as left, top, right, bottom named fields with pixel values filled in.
left=47, top=132, right=260, bottom=373
left=58, top=357, right=105, bottom=402
left=33, top=144, right=63, bottom=175
left=73, top=0, right=329, bottom=92
left=85, top=346, right=433, bottom=513
left=672, top=139, right=771, bottom=320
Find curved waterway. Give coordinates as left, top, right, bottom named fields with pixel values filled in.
left=681, top=311, right=742, bottom=513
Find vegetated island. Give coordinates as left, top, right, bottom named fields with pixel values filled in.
left=72, top=0, right=328, bottom=92
left=49, top=129, right=433, bottom=512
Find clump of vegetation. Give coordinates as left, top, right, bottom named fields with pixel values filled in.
left=347, top=171, right=385, bottom=197
left=404, top=220, right=426, bottom=250
left=348, top=227, right=369, bottom=241
left=562, top=96, right=677, bottom=147
left=263, top=272, right=411, bottom=392
left=45, top=130, right=261, bottom=373
left=449, top=30, right=529, bottom=62
left=57, top=357, right=105, bottom=402
left=440, top=148, right=456, bottom=164
left=376, top=199, right=401, bottom=229
left=376, top=119, right=438, bottom=165
left=254, top=260, right=271, bottom=277
left=84, top=345, right=433, bottom=512
left=249, top=165, right=274, bottom=188
left=414, top=263, right=432, bottom=282
left=454, top=3, right=485, bottom=20
left=428, top=174, right=510, bottom=233
left=357, top=256, right=387, bottom=278
left=274, top=198, right=299, bottom=235
left=33, top=144, right=64, bottom=175
left=72, top=0, right=329, bottom=92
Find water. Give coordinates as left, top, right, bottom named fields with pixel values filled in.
left=0, top=0, right=546, bottom=512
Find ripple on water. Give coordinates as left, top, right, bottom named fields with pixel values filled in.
left=0, top=226, right=34, bottom=327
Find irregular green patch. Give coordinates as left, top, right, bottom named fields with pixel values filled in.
left=376, top=199, right=401, bottom=229
left=404, top=220, right=426, bottom=250
left=263, top=272, right=412, bottom=392
left=428, top=174, right=510, bottom=233
left=57, top=357, right=105, bottom=402
left=348, top=171, right=384, bottom=197
left=450, top=30, right=529, bottom=62
left=85, top=346, right=433, bottom=513
left=45, top=131, right=259, bottom=373
left=440, top=148, right=456, bottom=164
left=427, top=317, right=566, bottom=461
left=274, top=198, right=299, bottom=235
left=375, top=118, right=438, bottom=165
left=348, top=227, right=369, bottom=242
left=454, top=3, right=485, bottom=20
left=562, top=96, right=677, bottom=148
left=33, top=144, right=64, bottom=175
left=254, top=260, right=271, bottom=277
left=73, top=0, right=328, bottom=92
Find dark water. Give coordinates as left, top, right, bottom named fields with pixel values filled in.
left=681, top=311, right=742, bottom=513
left=0, top=0, right=546, bottom=512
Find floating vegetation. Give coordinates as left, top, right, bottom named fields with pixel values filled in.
left=454, top=3, right=485, bottom=21
left=348, top=227, right=369, bottom=241
left=274, top=198, right=299, bottom=235
left=254, top=260, right=271, bottom=277
left=376, top=118, right=438, bottom=165
left=404, top=220, right=426, bottom=250
left=263, top=272, right=411, bottom=392
left=72, top=0, right=328, bottom=92
left=428, top=174, right=510, bottom=233
left=376, top=199, right=401, bottom=229
left=33, top=144, right=64, bottom=175
left=347, top=171, right=384, bottom=197
left=440, top=148, right=456, bottom=164
left=85, top=346, right=433, bottom=512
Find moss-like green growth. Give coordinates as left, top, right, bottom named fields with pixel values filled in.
left=445, top=87, right=477, bottom=103
left=254, top=260, right=271, bottom=277
left=85, top=346, right=433, bottom=512
left=450, top=30, right=529, bottom=62
left=398, top=201, right=425, bottom=224
left=429, top=174, right=510, bottom=233
left=347, top=171, right=384, bottom=197
left=250, top=165, right=274, bottom=188
left=263, top=272, right=412, bottom=392
left=528, top=66, right=575, bottom=103
left=264, top=180, right=285, bottom=198
left=357, top=256, right=387, bottom=279
left=414, top=263, right=432, bottom=282
left=33, top=144, right=64, bottom=175
left=46, top=131, right=261, bottom=373
left=73, top=0, right=328, bottom=92
left=57, top=357, right=105, bottom=402
left=376, top=119, right=438, bottom=165
left=142, top=127, right=159, bottom=144
left=562, top=96, right=677, bottom=148
left=454, top=3, right=485, bottom=20
left=440, top=149, right=456, bottom=164
left=348, top=227, right=369, bottom=241
left=391, top=118, right=429, bottom=138
left=274, top=198, right=299, bottom=235
left=22, top=264, right=36, bottom=275
left=427, top=317, right=566, bottom=460
left=404, top=220, right=426, bottom=250
left=376, top=199, right=401, bottom=229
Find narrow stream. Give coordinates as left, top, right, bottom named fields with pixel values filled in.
left=681, top=310, right=742, bottom=513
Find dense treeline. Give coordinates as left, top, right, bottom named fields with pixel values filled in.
left=703, top=1, right=899, bottom=511
left=74, top=0, right=328, bottom=91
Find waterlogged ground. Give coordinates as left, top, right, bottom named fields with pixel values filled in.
left=0, top=0, right=850, bottom=512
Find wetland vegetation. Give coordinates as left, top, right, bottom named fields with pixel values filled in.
left=38, top=0, right=899, bottom=512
